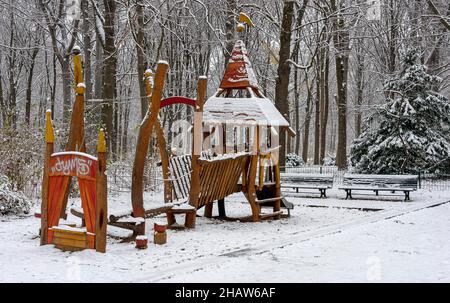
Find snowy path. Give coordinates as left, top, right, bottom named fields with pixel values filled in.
left=161, top=200, right=450, bottom=283
left=0, top=189, right=449, bottom=282
left=130, top=198, right=450, bottom=282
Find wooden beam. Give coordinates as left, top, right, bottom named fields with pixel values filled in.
left=40, top=110, right=54, bottom=246
left=95, top=129, right=108, bottom=253
left=189, top=76, right=208, bottom=208
left=132, top=61, right=169, bottom=226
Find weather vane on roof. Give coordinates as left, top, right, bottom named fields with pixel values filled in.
left=236, top=12, right=255, bottom=36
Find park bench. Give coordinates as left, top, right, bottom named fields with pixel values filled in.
left=280, top=173, right=334, bottom=198
left=339, top=174, right=419, bottom=201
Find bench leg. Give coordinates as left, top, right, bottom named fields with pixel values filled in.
left=167, top=213, right=176, bottom=226
left=185, top=211, right=196, bottom=228
left=320, top=189, right=327, bottom=199
left=218, top=199, right=226, bottom=218
left=404, top=191, right=410, bottom=202
left=375, top=190, right=379, bottom=196
left=204, top=203, right=213, bottom=218
left=296, top=188, right=299, bottom=194
left=345, top=190, right=352, bottom=200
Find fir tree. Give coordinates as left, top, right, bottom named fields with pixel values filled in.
left=350, top=52, right=450, bottom=174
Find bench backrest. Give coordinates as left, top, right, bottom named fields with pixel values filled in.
left=342, top=174, right=418, bottom=189
left=195, top=154, right=249, bottom=209
left=169, top=155, right=193, bottom=200
left=169, top=153, right=249, bottom=207
left=280, top=173, right=334, bottom=186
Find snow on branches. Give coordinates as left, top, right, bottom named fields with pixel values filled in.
left=0, top=174, right=32, bottom=216
left=350, top=51, right=450, bottom=174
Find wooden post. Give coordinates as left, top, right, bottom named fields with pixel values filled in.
left=95, top=129, right=108, bottom=253
left=204, top=203, right=213, bottom=218
left=246, top=125, right=261, bottom=222
left=132, top=61, right=169, bottom=232
left=217, top=122, right=227, bottom=217
left=143, top=68, right=173, bottom=202
left=41, top=110, right=54, bottom=245
left=60, top=51, right=87, bottom=220
left=189, top=76, right=208, bottom=208
left=73, top=48, right=84, bottom=86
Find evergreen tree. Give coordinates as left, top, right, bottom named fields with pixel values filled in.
left=350, top=52, right=450, bottom=174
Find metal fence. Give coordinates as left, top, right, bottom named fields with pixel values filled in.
left=283, top=166, right=450, bottom=191
left=106, top=163, right=450, bottom=193
left=107, top=160, right=164, bottom=193
left=419, top=172, right=450, bottom=191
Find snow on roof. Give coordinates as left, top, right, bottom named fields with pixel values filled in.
left=203, top=96, right=290, bottom=127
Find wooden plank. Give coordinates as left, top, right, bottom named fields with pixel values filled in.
left=218, top=159, right=234, bottom=200
left=200, top=161, right=221, bottom=206
left=200, top=162, right=216, bottom=205
left=259, top=211, right=284, bottom=220
left=209, top=160, right=227, bottom=203
left=255, top=197, right=283, bottom=204
left=54, top=237, right=87, bottom=249
left=95, top=129, right=108, bottom=253
left=189, top=76, right=208, bottom=209
left=41, top=111, right=54, bottom=245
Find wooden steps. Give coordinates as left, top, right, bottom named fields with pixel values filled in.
left=51, top=226, right=88, bottom=252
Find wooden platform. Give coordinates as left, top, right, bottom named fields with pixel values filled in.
left=51, top=226, right=88, bottom=252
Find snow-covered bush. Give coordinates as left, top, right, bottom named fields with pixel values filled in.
left=323, top=155, right=336, bottom=166
left=286, top=153, right=304, bottom=167
left=0, top=174, right=32, bottom=215
left=350, top=52, right=450, bottom=174
left=0, top=125, right=43, bottom=195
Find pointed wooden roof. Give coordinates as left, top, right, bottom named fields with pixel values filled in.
left=219, top=40, right=259, bottom=91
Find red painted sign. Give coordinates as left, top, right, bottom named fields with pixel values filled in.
left=49, top=152, right=97, bottom=180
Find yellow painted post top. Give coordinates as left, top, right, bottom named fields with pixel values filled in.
left=73, top=52, right=84, bottom=87
left=97, top=129, right=106, bottom=153
left=144, top=69, right=153, bottom=97
left=45, top=110, right=54, bottom=143
left=76, top=83, right=86, bottom=95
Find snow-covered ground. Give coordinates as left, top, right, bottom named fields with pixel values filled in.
left=0, top=188, right=449, bottom=283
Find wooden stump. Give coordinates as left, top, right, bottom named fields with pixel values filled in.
left=136, top=236, right=148, bottom=249
left=154, top=232, right=167, bottom=245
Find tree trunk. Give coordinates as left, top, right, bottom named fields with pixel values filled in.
left=319, top=45, right=330, bottom=164
left=275, top=0, right=295, bottom=169
left=314, top=63, right=321, bottom=165
left=61, top=58, right=73, bottom=125
left=224, top=0, right=237, bottom=67
left=354, top=45, right=364, bottom=138
left=136, top=0, right=148, bottom=119
left=330, top=0, right=350, bottom=170
left=81, top=0, right=93, bottom=101
left=302, top=78, right=313, bottom=163
left=102, top=0, right=118, bottom=159
left=25, top=51, right=38, bottom=126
